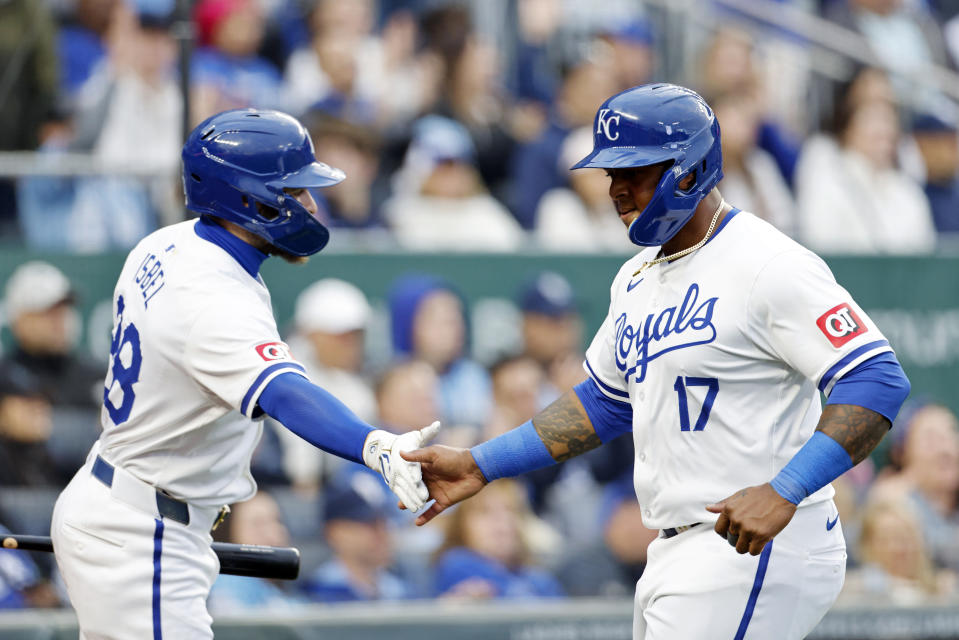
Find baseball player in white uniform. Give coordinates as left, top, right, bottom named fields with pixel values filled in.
left=404, top=84, right=911, bottom=639
left=50, top=109, right=438, bottom=639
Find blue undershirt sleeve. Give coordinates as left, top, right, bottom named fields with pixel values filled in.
left=826, top=351, right=911, bottom=424
left=573, top=380, right=633, bottom=443
left=770, top=352, right=911, bottom=505
left=257, top=372, right=374, bottom=465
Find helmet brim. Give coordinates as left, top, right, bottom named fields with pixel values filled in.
left=273, top=161, right=347, bottom=189
left=570, top=146, right=679, bottom=170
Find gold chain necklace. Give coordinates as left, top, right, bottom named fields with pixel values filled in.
left=632, top=198, right=726, bottom=276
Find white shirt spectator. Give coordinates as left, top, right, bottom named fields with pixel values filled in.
left=796, top=135, right=936, bottom=254
left=385, top=194, right=524, bottom=251
left=534, top=188, right=635, bottom=252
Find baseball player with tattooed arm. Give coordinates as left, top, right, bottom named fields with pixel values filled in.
left=50, top=109, right=439, bottom=639
left=404, top=84, right=910, bottom=639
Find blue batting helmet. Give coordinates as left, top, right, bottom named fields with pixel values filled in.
left=571, top=83, right=723, bottom=247
left=182, top=109, right=345, bottom=256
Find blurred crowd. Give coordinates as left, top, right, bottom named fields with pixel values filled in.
left=1, top=258, right=958, bottom=614
left=1, top=0, right=959, bottom=251
left=2, top=0, right=959, bottom=618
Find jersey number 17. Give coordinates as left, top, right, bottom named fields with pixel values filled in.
left=673, top=376, right=719, bottom=431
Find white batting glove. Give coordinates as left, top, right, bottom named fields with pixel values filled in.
left=363, top=421, right=441, bottom=512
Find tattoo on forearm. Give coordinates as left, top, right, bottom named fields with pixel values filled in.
left=532, top=392, right=602, bottom=462
left=817, top=404, right=890, bottom=465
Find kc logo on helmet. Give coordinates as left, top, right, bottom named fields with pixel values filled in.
left=816, top=304, right=867, bottom=347
left=596, top=109, right=621, bottom=141
left=255, top=341, right=293, bottom=361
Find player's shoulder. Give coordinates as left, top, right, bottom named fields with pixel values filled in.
left=720, top=210, right=828, bottom=274
left=133, top=220, right=265, bottom=304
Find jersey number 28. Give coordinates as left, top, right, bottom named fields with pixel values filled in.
left=673, top=376, right=719, bottom=431
left=103, top=295, right=143, bottom=425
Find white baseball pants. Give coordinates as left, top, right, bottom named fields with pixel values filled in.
left=634, top=499, right=846, bottom=639
left=51, top=452, right=221, bottom=639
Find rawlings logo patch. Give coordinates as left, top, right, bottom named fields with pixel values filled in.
left=255, top=341, right=292, bottom=361
left=816, top=304, right=866, bottom=347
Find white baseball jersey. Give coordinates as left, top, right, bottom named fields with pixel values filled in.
left=98, top=219, right=307, bottom=506
left=585, top=209, right=892, bottom=530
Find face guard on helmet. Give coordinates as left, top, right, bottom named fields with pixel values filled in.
left=182, top=109, right=345, bottom=256
left=571, top=83, right=723, bottom=247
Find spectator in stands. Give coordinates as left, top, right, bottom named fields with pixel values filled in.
left=0, top=361, right=55, bottom=487
left=429, top=28, right=517, bottom=204
left=56, top=0, right=117, bottom=98
left=911, top=111, right=959, bottom=237
left=276, top=279, right=376, bottom=490
left=50, top=3, right=179, bottom=251
left=484, top=355, right=544, bottom=440
left=284, top=0, right=437, bottom=125
left=301, top=473, right=411, bottom=602
left=695, top=26, right=801, bottom=187
left=304, top=112, right=385, bottom=230
left=556, top=470, right=658, bottom=597
left=2, top=261, right=102, bottom=481
left=433, top=479, right=563, bottom=599
left=509, top=55, right=617, bottom=229
left=824, top=0, right=953, bottom=108
left=509, top=0, right=564, bottom=107
left=0, top=0, right=60, bottom=237
left=516, top=272, right=583, bottom=403
left=0, top=521, right=59, bottom=609
left=191, top=0, right=283, bottom=122
left=208, top=491, right=305, bottom=614
left=534, top=127, right=638, bottom=252
left=795, top=67, right=937, bottom=253
left=599, top=473, right=659, bottom=591
left=388, top=274, right=492, bottom=429
left=384, top=115, right=523, bottom=250
left=877, top=404, right=959, bottom=572
left=596, top=18, right=657, bottom=94
left=711, top=86, right=797, bottom=236
left=376, top=359, right=441, bottom=435
left=842, top=497, right=954, bottom=604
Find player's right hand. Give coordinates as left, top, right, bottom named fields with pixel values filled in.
left=400, top=445, right=488, bottom=526
left=706, top=483, right=797, bottom=555
left=363, top=422, right=441, bottom=514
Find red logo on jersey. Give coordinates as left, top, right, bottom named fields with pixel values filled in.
left=816, top=304, right=866, bottom=347
left=255, top=342, right=292, bottom=361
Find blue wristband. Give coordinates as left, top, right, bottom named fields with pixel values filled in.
left=769, top=431, right=853, bottom=505
left=470, top=420, right=556, bottom=482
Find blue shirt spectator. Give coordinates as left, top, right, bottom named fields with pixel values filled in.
left=432, top=480, right=563, bottom=600
left=208, top=491, right=304, bottom=615
left=388, top=274, right=492, bottom=428
left=208, top=574, right=305, bottom=614
left=57, top=0, right=116, bottom=97
left=191, top=0, right=284, bottom=116
left=300, top=473, right=412, bottom=603
left=912, top=112, right=959, bottom=235
left=435, top=547, right=564, bottom=599
left=0, top=524, right=53, bottom=609
left=191, top=46, right=283, bottom=110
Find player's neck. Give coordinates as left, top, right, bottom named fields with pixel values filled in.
left=660, top=191, right=728, bottom=257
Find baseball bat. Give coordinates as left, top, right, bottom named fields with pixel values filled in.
left=1, top=534, right=300, bottom=580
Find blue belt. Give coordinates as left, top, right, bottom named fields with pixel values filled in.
left=92, top=455, right=190, bottom=526
left=661, top=522, right=701, bottom=538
